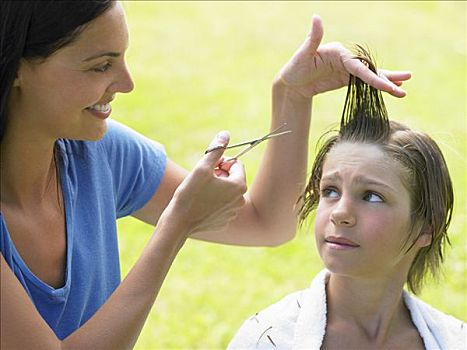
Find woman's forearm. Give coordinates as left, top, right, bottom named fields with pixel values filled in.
left=63, top=208, right=187, bottom=350
left=193, top=80, right=314, bottom=246
left=1, top=207, right=188, bottom=350
left=246, top=80, right=313, bottom=242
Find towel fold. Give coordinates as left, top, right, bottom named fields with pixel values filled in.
left=228, top=270, right=466, bottom=349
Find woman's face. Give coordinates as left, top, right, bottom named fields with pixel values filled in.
left=314, top=142, right=430, bottom=281
left=9, top=2, right=134, bottom=142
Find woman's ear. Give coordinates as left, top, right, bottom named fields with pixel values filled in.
left=13, top=59, right=27, bottom=87
left=13, top=75, right=21, bottom=87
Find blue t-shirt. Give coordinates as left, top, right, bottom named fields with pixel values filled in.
left=0, top=120, right=167, bottom=339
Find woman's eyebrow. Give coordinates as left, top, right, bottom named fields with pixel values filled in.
left=82, top=52, right=121, bottom=62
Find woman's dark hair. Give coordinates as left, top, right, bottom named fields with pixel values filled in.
left=0, top=0, right=114, bottom=142
left=299, top=46, right=454, bottom=294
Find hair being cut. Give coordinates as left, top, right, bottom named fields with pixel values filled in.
left=299, top=46, right=454, bottom=294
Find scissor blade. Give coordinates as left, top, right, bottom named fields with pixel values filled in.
left=264, top=130, right=292, bottom=139
left=231, top=127, right=292, bottom=159
left=231, top=144, right=256, bottom=159
left=226, top=124, right=288, bottom=149
left=204, top=123, right=291, bottom=156
left=231, top=131, right=292, bottom=159
left=224, top=138, right=262, bottom=150
left=258, top=123, right=287, bottom=141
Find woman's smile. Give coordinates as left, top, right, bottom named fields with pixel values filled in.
left=85, top=103, right=112, bottom=119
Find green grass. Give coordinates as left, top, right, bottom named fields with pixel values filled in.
left=113, top=2, right=466, bottom=349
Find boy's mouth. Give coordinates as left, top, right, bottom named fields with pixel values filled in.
left=325, top=236, right=360, bottom=247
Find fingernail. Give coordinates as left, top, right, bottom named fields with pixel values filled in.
left=217, top=131, right=229, bottom=143
left=208, top=131, right=230, bottom=149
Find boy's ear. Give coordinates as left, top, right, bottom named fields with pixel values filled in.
left=416, top=225, right=433, bottom=248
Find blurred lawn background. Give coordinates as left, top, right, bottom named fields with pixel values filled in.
left=113, top=1, right=466, bottom=349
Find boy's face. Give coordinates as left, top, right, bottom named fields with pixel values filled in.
left=314, top=142, right=430, bottom=281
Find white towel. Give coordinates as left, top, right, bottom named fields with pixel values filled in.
left=228, top=270, right=466, bottom=349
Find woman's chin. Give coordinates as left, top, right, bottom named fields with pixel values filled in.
left=84, top=121, right=108, bottom=141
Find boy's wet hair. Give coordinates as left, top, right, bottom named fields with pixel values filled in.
left=299, top=46, right=454, bottom=294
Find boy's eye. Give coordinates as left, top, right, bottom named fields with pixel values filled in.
left=92, top=62, right=111, bottom=73
left=321, top=187, right=339, bottom=199
left=363, top=192, right=383, bottom=203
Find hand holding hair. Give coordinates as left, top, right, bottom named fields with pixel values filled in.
left=277, top=15, right=411, bottom=99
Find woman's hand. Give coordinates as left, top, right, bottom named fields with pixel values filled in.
left=276, top=15, right=411, bottom=99
left=166, top=131, right=247, bottom=236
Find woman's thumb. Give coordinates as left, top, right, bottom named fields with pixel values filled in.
left=307, top=15, right=324, bottom=53
left=202, top=131, right=230, bottom=166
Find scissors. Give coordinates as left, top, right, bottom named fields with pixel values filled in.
left=204, top=123, right=292, bottom=160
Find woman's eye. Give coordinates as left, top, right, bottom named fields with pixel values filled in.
left=321, top=188, right=339, bottom=199
left=92, top=62, right=111, bottom=73
left=363, top=192, right=383, bottom=203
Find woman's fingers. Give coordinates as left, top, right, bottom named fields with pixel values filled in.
left=379, top=69, right=412, bottom=82
left=214, top=168, right=229, bottom=177
left=343, top=57, right=407, bottom=97
left=226, top=160, right=246, bottom=180
left=172, top=132, right=248, bottom=236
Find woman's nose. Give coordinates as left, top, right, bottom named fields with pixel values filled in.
left=110, top=63, right=135, bottom=94
left=330, top=197, right=356, bottom=227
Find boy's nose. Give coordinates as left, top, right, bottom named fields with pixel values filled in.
left=330, top=198, right=356, bottom=227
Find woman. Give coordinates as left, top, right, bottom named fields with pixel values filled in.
left=228, top=48, right=466, bottom=349
left=0, top=1, right=408, bottom=348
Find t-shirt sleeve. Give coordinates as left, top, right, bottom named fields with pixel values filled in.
left=100, top=119, right=167, bottom=218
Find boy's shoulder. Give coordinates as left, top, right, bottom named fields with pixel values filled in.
left=404, top=291, right=466, bottom=349
left=227, top=289, right=307, bottom=349
left=228, top=270, right=329, bottom=349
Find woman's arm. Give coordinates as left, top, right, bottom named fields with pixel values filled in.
left=133, top=16, right=411, bottom=246
left=1, top=219, right=184, bottom=350
left=1, top=133, right=247, bottom=350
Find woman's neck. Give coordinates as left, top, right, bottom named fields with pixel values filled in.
left=326, top=272, right=412, bottom=344
left=1, top=129, right=58, bottom=208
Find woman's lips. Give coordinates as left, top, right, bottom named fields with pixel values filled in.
left=325, top=236, right=360, bottom=249
left=85, top=105, right=112, bottom=120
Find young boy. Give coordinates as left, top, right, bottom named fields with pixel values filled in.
left=228, top=47, right=466, bottom=350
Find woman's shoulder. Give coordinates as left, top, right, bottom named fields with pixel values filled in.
left=58, top=119, right=165, bottom=162
left=99, top=119, right=164, bottom=153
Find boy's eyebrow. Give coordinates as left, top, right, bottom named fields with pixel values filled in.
left=321, top=173, right=341, bottom=183
left=354, top=175, right=396, bottom=192
left=321, top=172, right=396, bottom=192
left=82, top=52, right=121, bottom=62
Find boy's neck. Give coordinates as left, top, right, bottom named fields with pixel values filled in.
left=325, top=272, right=412, bottom=344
